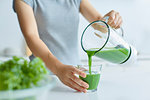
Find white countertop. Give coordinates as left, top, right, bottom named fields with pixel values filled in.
left=44, top=60, right=150, bottom=100
left=1, top=56, right=150, bottom=100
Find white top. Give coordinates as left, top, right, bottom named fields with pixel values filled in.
left=13, top=0, right=81, bottom=65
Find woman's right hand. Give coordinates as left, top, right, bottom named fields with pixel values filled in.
left=55, top=64, right=89, bottom=93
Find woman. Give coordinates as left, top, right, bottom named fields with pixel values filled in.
left=13, top=0, right=122, bottom=93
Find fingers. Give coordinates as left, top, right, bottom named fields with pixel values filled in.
left=64, top=82, right=81, bottom=92
left=103, top=10, right=123, bottom=29
left=111, top=12, right=119, bottom=28
left=72, top=67, right=86, bottom=78
left=115, top=16, right=123, bottom=29
left=113, top=12, right=122, bottom=28
left=108, top=11, right=117, bottom=28
left=67, top=79, right=87, bottom=93
left=105, top=10, right=116, bottom=25
left=57, top=65, right=88, bottom=93
left=69, top=74, right=89, bottom=89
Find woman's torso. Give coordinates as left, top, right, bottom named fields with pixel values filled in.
left=13, top=0, right=81, bottom=65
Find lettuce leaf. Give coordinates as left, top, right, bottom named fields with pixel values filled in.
left=0, top=56, right=48, bottom=90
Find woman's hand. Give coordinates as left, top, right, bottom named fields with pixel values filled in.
left=55, top=64, right=89, bottom=93
left=103, top=10, right=123, bottom=29
left=80, top=0, right=123, bottom=29
left=92, top=10, right=123, bottom=33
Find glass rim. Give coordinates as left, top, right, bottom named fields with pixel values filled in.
left=76, top=65, right=102, bottom=74
left=76, top=64, right=102, bottom=67
left=76, top=65, right=102, bottom=72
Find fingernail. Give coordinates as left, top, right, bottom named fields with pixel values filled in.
left=83, top=89, right=87, bottom=93
left=86, top=84, right=89, bottom=88
left=82, top=73, right=86, bottom=78
left=84, top=83, right=88, bottom=88
left=83, top=85, right=88, bottom=89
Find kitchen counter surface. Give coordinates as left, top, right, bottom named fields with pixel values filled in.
left=45, top=60, right=150, bottom=100
left=1, top=57, right=150, bottom=100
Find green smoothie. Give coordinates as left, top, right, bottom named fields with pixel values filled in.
left=86, top=47, right=130, bottom=64
left=79, top=72, right=100, bottom=90
left=86, top=50, right=96, bottom=74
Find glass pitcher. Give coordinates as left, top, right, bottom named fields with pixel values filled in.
left=81, top=17, right=137, bottom=65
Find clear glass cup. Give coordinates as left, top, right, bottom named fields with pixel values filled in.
left=77, top=65, right=102, bottom=92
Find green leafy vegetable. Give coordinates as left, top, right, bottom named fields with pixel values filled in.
left=0, top=56, right=48, bottom=91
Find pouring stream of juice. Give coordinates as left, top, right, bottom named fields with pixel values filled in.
left=87, top=51, right=95, bottom=74
left=86, top=16, right=109, bottom=74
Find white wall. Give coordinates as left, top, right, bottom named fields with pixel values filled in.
left=0, top=0, right=150, bottom=60
left=0, top=0, right=24, bottom=56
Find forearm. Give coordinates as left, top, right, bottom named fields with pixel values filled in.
left=14, top=0, right=62, bottom=74
left=80, top=0, right=103, bottom=23
left=25, top=35, right=62, bottom=75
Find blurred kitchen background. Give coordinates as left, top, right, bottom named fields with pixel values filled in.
left=0, top=0, right=150, bottom=61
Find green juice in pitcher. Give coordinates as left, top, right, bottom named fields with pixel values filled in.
left=87, top=47, right=130, bottom=64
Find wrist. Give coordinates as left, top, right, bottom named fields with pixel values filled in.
left=44, top=52, right=63, bottom=75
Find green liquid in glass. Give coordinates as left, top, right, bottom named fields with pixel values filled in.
left=79, top=73, right=100, bottom=90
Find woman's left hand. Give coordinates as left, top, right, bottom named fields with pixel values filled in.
left=103, top=10, right=123, bottom=29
